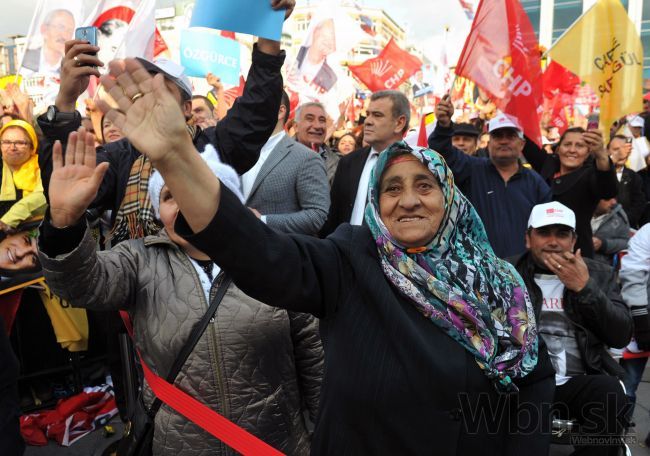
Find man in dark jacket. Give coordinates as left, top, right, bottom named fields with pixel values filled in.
left=511, top=202, right=632, bottom=456
left=37, top=30, right=287, bottom=230
left=430, top=96, right=551, bottom=258
left=609, top=134, right=646, bottom=228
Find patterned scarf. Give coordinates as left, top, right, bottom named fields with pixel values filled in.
left=110, top=125, right=199, bottom=244
left=364, top=142, right=538, bottom=392
left=110, top=155, right=160, bottom=244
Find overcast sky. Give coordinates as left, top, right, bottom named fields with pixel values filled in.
left=0, top=0, right=470, bottom=63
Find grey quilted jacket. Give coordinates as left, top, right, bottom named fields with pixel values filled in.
left=39, top=228, right=323, bottom=456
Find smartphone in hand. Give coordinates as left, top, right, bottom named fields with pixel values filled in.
left=586, top=113, right=599, bottom=131
left=74, top=26, right=98, bottom=66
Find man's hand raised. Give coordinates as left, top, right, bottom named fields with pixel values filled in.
left=56, top=40, right=104, bottom=112
left=435, top=95, right=454, bottom=128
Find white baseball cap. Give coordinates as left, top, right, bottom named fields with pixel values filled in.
left=629, top=116, right=645, bottom=128
left=528, top=202, right=576, bottom=230
left=136, top=57, right=193, bottom=100
left=489, top=112, right=524, bottom=138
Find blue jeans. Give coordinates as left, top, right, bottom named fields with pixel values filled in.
left=620, top=357, right=648, bottom=418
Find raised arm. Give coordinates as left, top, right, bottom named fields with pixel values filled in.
left=211, top=0, right=293, bottom=175
left=97, top=55, right=346, bottom=317
left=585, top=130, right=618, bottom=200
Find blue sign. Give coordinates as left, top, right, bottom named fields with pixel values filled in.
left=180, top=29, right=241, bottom=85
left=190, top=0, right=285, bottom=41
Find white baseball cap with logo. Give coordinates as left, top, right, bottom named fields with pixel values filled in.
left=528, top=202, right=576, bottom=230
left=629, top=116, right=645, bottom=128
left=489, top=112, right=524, bottom=138
left=135, top=57, right=193, bottom=100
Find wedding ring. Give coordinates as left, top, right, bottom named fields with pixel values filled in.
left=557, top=264, right=562, bottom=270
left=73, top=56, right=81, bottom=66
left=131, top=92, right=144, bottom=103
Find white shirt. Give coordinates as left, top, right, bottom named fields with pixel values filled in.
left=241, top=131, right=286, bottom=200
left=350, top=148, right=380, bottom=225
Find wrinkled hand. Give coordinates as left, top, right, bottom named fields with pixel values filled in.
left=592, top=237, right=603, bottom=252
left=5, top=83, right=32, bottom=122
left=56, top=40, right=104, bottom=111
left=435, top=94, right=454, bottom=128
left=49, top=128, right=109, bottom=228
left=543, top=249, right=590, bottom=292
left=97, top=59, right=191, bottom=165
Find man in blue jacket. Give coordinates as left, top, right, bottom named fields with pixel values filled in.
left=429, top=96, right=551, bottom=257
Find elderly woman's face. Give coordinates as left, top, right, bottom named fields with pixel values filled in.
left=379, top=159, right=445, bottom=248
left=1, top=127, right=34, bottom=169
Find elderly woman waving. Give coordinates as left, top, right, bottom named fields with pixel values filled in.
left=40, top=60, right=555, bottom=456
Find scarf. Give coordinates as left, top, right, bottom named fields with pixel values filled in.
left=0, top=154, right=42, bottom=201
left=364, top=142, right=538, bottom=392
left=110, top=155, right=161, bottom=244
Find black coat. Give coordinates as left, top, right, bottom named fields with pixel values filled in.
left=37, top=45, right=285, bottom=225
left=511, top=252, right=632, bottom=379
left=523, top=144, right=618, bottom=258
left=617, top=167, right=646, bottom=229
left=179, top=186, right=556, bottom=456
left=319, top=146, right=370, bottom=237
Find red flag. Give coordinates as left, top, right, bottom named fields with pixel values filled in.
left=455, top=0, right=543, bottom=146
left=220, top=30, right=236, bottom=40
left=349, top=38, right=422, bottom=93
left=417, top=114, right=429, bottom=147
left=548, top=92, right=575, bottom=135
left=542, top=61, right=580, bottom=99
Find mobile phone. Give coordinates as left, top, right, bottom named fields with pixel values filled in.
left=74, top=26, right=98, bottom=66
left=586, top=113, right=599, bottom=131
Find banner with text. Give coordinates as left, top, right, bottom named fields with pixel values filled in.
left=180, top=28, right=240, bottom=85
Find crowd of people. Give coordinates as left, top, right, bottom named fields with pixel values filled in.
left=1, top=0, right=650, bottom=455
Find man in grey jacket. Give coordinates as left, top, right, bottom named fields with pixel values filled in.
left=591, top=198, right=630, bottom=266
left=243, top=91, right=330, bottom=235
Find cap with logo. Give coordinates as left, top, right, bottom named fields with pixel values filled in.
left=528, top=202, right=576, bottom=230
left=488, top=112, right=524, bottom=138
left=135, top=57, right=193, bottom=100
left=629, top=116, right=645, bottom=128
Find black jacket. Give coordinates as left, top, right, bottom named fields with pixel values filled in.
left=523, top=146, right=618, bottom=258
left=319, top=146, right=370, bottom=237
left=177, top=185, right=556, bottom=456
left=617, top=167, right=646, bottom=228
left=37, top=45, right=285, bottom=225
left=511, top=252, right=632, bottom=379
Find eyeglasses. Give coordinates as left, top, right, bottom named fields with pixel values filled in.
left=0, top=140, right=31, bottom=148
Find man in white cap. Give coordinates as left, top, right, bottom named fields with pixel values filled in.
left=510, top=201, right=632, bottom=456
left=430, top=96, right=551, bottom=258
left=627, top=115, right=650, bottom=172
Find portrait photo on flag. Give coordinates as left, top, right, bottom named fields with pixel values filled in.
left=285, top=2, right=364, bottom=119
left=19, top=0, right=84, bottom=79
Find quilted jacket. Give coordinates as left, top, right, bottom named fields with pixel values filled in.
left=39, top=227, right=323, bottom=456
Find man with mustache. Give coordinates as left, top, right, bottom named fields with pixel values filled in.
left=429, top=96, right=551, bottom=257
left=510, top=202, right=631, bottom=456
left=22, top=9, right=75, bottom=77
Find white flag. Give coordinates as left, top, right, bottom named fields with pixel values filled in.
left=84, top=0, right=160, bottom=64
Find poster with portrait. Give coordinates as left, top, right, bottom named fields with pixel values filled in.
left=285, top=4, right=364, bottom=119
left=0, top=219, right=43, bottom=295
left=18, top=0, right=85, bottom=113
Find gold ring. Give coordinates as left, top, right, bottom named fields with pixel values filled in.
left=557, top=264, right=562, bottom=270
left=131, top=92, right=144, bottom=103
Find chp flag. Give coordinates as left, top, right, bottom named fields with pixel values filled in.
left=547, top=0, right=643, bottom=141
left=455, top=0, right=543, bottom=147
left=348, top=39, right=423, bottom=93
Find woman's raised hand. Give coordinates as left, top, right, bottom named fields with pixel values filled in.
left=97, top=59, right=192, bottom=166
left=49, top=128, right=109, bottom=228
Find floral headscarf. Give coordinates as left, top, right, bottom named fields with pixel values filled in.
left=364, top=142, right=538, bottom=392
